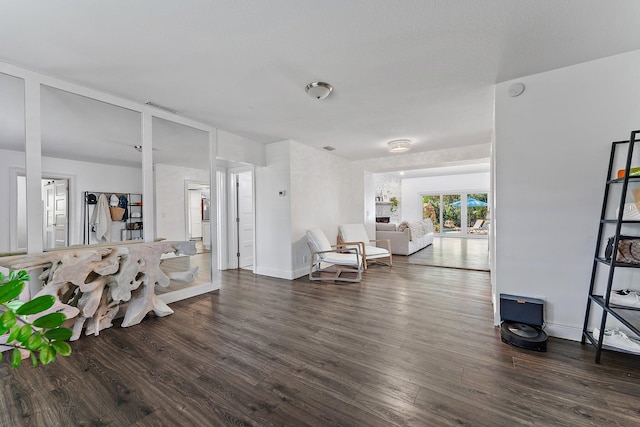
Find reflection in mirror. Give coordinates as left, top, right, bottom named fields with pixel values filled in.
left=40, top=85, right=142, bottom=248
left=0, top=73, right=26, bottom=255
left=152, top=117, right=212, bottom=295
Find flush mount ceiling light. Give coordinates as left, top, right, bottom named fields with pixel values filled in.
left=388, top=139, right=411, bottom=153
left=305, top=81, right=333, bottom=100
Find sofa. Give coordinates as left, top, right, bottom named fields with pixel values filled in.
left=375, top=219, right=434, bottom=255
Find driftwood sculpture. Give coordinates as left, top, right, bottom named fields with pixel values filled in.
left=0, top=241, right=197, bottom=340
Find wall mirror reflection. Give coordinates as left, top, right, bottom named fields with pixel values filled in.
left=39, top=85, right=142, bottom=248
left=0, top=73, right=26, bottom=254
left=152, top=116, right=212, bottom=295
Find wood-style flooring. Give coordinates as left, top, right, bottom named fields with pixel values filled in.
left=1, top=261, right=639, bottom=426
left=407, top=236, right=490, bottom=271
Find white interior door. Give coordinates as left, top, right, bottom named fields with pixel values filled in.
left=237, top=171, right=254, bottom=269
left=189, top=189, right=202, bottom=239
left=43, top=179, right=68, bottom=249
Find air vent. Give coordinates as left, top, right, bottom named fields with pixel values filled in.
left=323, top=146, right=336, bottom=151
left=145, top=101, right=179, bottom=114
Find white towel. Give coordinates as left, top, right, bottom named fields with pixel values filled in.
left=90, top=194, right=112, bottom=242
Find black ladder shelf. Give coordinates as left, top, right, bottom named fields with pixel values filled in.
left=582, top=130, right=640, bottom=363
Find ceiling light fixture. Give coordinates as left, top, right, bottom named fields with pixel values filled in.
left=388, top=139, right=411, bottom=153
left=305, top=81, right=333, bottom=100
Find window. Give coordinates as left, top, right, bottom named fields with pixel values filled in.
left=422, top=192, right=488, bottom=236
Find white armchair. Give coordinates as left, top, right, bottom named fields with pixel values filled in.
left=306, top=228, right=363, bottom=283
left=338, top=224, right=392, bottom=270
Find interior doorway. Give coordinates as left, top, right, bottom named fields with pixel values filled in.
left=15, top=175, right=69, bottom=251
left=42, top=178, right=69, bottom=250
left=228, top=168, right=254, bottom=270
left=184, top=181, right=210, bottom=254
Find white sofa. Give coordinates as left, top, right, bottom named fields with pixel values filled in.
left=375, top=219, right=434, bottom=255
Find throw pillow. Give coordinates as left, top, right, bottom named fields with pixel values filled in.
left=398, top=221, right=409, bottom=232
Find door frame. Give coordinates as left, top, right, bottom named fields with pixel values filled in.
left=10, top=168, right=74, bottom=251
left=227, top=165, right=255, bottom=271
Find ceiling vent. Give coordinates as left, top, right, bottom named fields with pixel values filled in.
left=323, top=146, right=336, bottom=151
left=145, top=101, right=179, bottom=114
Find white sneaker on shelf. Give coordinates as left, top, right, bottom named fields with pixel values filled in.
left=593, top=328, right=640, bottom=354
left=609, top=289, right=640, bottom=308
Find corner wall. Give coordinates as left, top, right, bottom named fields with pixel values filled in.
left=494, top=49, right=640, bottom=340
left=290, top=141, right=363, bottom=277
left=255, top=141, right=293, bottom=279
left=254, top=140, right=365, bottom=279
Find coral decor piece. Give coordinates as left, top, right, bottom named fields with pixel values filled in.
left=0, top=241, right=197, bottom=341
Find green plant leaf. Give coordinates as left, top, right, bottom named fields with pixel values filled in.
left=7, top=324, right=20, bottom=343
left=0, top=279, right=24, bottom=304
left=0, top=310, right=16, bottom=329
left=39, top=345, right=55, bottom=365
left=6, top=300, right=25, bottom=311
left=25, top=333, right=43, bottom=351
left=51, top=341, right=71, bottom=356
left=30, top=352, right=37, bottom=367
left=0, top=323, right=9, bottom=336
left=17, top=324, right=32, bottom=343
left=17, top=271, right=29, bottom=282
left=33, top=313, right=66, bottom=329
left=0, top=272, right=4, bottom=283
left=11, top=348, right=22, bottom=368
left=17, top=295, right=55, bottom=316
left=44, top=328, right=73, bottom=341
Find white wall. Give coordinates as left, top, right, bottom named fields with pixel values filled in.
left=155, top=163, right=209, bottom=242
left=290, top=141, right=363, bottom=277
left=255, top=141, right=293, bottom=279
left=401, top=172, right=490, bottom=222
left=0, top=148, right=142, bottom=251
left=253, top=140, right=364, bottom=279
left=217, top=129, right=266, bottom=167
left=494, top=49, right=640, bottom=340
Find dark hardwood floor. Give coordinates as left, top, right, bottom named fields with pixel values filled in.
left=1, top=261, right=639, bottom=426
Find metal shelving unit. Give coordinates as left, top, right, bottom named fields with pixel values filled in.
left=582, top=130, right=640, bottom=363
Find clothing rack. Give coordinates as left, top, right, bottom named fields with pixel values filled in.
left=83, top=191, right=143, bottom=244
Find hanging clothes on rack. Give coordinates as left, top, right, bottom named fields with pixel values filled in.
left=91, top=193, right=112, bottom=242
left=118, top=194, right=129, bottom=221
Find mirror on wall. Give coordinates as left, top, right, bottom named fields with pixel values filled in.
left=152, top=116, right=212, bottom=294
left=0, top=73, right=26, bottom=254
left=40, top=85, right=142, bottom=248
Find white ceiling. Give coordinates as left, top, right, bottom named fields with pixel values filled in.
left=1, top=1, right=640, bottom=164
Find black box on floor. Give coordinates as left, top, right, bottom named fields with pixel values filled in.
left=500, top=294, right=544, bottom=326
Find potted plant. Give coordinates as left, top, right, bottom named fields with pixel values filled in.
left=0, top=270, right=73, bottom=367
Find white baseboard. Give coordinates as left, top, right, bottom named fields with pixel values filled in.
left=544, top=322, right=583, bottom=342
left=254, top=267, right=295, bottom=280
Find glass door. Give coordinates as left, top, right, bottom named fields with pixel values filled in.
left=442, top=194, right=461, bottom=234
left=467, top=193, right=488, bottom=234
left=422, top=195, right=440, bottom=232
